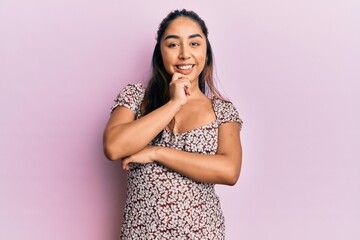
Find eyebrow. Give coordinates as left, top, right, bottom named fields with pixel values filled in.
left=164, top=34, right=203, bottom=40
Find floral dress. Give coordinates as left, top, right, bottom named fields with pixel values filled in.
left=111, top=83, right=242, bottom=240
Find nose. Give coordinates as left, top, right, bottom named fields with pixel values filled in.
left=178, top=45, right=191, bottom=60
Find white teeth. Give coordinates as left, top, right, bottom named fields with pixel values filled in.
left=177, top=65, right=193, bottom=70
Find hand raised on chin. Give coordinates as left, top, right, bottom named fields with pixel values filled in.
left=169, top=72, right=192, bottom=106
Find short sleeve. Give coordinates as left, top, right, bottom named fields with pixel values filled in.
left=110, top=83, right=145, bottom=114
left=214, top=98, right=243, bottom=130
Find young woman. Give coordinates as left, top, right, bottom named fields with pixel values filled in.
left=103, top=9, right=243, bottom=239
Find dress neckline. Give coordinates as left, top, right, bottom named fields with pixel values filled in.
left=164, top=97, right=219, bottom=136
left=136, top=83, right=224, bottom=135
left=164, top=120, right=218, bottom=136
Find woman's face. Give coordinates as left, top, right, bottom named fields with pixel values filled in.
left=160, top=17, right=207, bottom=83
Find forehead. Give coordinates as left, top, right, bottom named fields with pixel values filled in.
left=163, top=17, right=204, bottom=39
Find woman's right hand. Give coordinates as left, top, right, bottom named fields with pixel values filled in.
left=169, top=72, right=191, bottom=106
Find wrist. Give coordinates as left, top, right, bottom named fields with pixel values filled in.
left=167, top=99, right=183, bottom=111
left=152, top=146, right=162, bottom=163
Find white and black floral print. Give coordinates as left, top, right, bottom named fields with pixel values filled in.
left=111, top=84, right=242, bottom=239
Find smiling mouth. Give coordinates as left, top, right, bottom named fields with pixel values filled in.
left=176, top=65, right=195, bottom=70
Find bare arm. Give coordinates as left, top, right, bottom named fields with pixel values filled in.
left=103, top=100, right=181, bottom=160
left=103, top=74, right=191, bottom=160
left=122, top=122, right=242, bottom=185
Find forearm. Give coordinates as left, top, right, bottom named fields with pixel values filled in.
left=104, top=100, right=181, bottom=160
left=154, top=146, right=241, bottom=185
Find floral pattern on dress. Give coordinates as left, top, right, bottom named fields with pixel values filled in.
left=111, top=83, right=243, bottom=240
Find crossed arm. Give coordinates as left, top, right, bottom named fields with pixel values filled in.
left=122, top=122, right=242, bottom=185
left=103, top=101, right=242, bottom=186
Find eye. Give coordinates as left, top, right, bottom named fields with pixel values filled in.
left=168, top=43, right=179, bottom=48
left=190, top=42, right=200, bottom=47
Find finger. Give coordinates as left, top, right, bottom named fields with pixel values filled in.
left=171, top=72, right=184, bottom=80
left=183, top=80, right=191, bottom=90
left=171, top=72, right=190, bottom=82
left=172, top=78, right=191, bottom=86
left=171, top=72, right=189, bottom=82
left=122, top=161, right=129, bottom=170
left=169, top=79, right=191, bottom=92
left=122, top=158, right=129, bottom=170
left=185, top=86, right=191, bottom=96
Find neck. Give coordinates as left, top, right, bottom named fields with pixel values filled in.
left=188, top=79, right=206, bottom=100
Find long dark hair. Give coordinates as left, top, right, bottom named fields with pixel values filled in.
left=141, top=9, right=224, bottom=117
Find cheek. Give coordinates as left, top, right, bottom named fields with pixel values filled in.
left=160, top=51, right=175, bottom=75
left=161, top=50, right=174, bottom=67
left=196, top=51, right=207, bottom=67
left=197, top=47, right=207, bottom=63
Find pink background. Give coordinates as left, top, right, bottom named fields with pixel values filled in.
left=1, top=0, right=359, bottom=239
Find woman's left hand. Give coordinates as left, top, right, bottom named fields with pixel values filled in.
left=121, top=145, right=157, bottom=170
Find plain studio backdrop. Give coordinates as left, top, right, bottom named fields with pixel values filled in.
left=0, top=0, right=359, bottom=239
